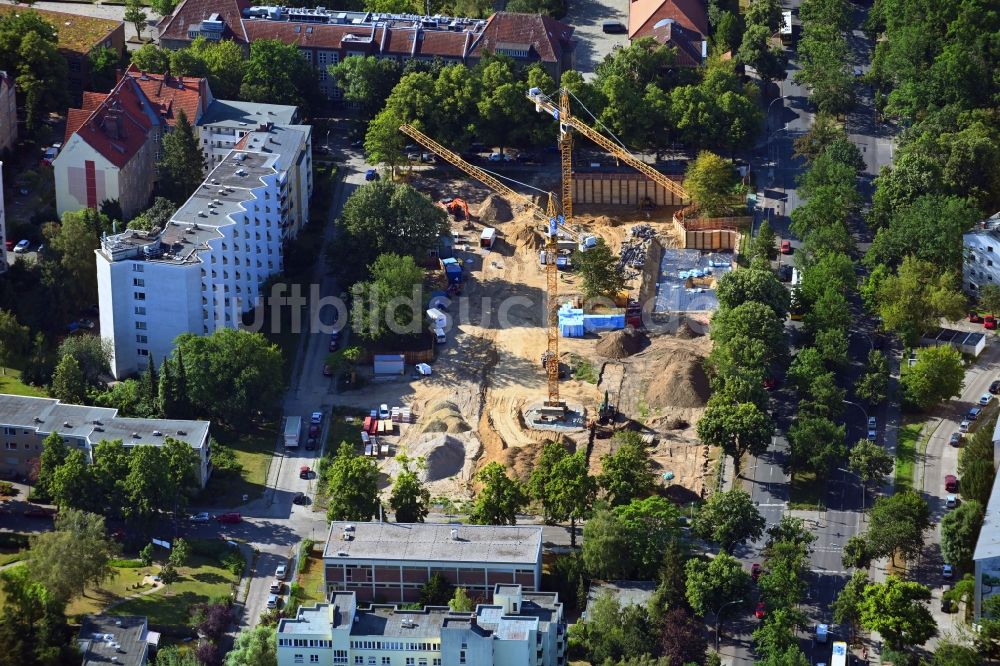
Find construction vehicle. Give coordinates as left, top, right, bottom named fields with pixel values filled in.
left=527, top=87, right=689, bottom=214
left=400, top=123, right=567, bottom=411
left=439, top=197, right=471, bottom=221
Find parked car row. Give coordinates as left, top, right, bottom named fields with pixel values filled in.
left=268, top=563, right=288, bottom=610
left=189, top=511, right=242, bottom=524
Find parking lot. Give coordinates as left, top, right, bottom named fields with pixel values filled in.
left=562, top=0, right=630, bottom=76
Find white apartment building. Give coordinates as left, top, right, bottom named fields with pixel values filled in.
left=963, top=212, right=1000, bottom=296
left=198, top=99, right=300, bottom=169
left=0, top=161, right=7, bottom=273
left=96, top=121, right=312, bottom=378
left=276, top=584, right=567, bottom=666
left=0, top=393, right=212, bottom=486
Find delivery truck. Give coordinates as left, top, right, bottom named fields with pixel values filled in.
left=283, top=416, right=301, bottom=449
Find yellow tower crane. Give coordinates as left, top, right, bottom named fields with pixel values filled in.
left=527, top=87, right=690, bottom=205
left=398, top=124, right=567, bottom=409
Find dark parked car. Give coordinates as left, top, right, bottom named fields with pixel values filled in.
left=601, top=20, right=627, bottom=33
left=292, top=492, right=307, bottom=505
left=216, top=512, right=241, bottom=524
left=990, top=379, right=1000, bottom=395
left=305, top=436, right=317, bottom=450
left=777, top=264, right=793, bottom=282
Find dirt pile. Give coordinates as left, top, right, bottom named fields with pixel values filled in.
left=644, top=349, right=711, bottom=409
left=384, top=432, right=483, bottom=489
left=596, top=326, right=646, bottom=359
left=478, top=194, right=513, bottom=226
left=419, top=401, right=470, bottom=434
left=508, top=221, right=544, bottom=251
left=675, top=321, right=702, bottom=339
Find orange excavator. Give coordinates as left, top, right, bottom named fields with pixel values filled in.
left=439, top=197, right=471, bottom=222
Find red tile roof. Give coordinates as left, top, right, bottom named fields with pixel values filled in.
left=70, top=77, right=158, bottom=168
left=82, top=91, right=108, bottom=111
left=125, top=64, right=209, bottom=126
left=64, top=107, right=93, bottom=144
left=647, top=20, right=704, bottom=66
left=158, top=0, right=250, bottom=45
left=470, top=12, right=574, bottom=63
left=629, top=0, right=708, bottom=40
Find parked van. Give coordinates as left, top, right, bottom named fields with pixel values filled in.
left=602, top=20, right=627, bottom=33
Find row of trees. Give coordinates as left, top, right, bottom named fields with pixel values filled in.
left=795, top=0, right=854, bottom=115
left=131, top=38, right=321, bottom=113
left=34, top=432, right=200, bottom=530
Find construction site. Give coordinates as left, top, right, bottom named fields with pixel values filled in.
left=336, top=88, right=751, bottom=505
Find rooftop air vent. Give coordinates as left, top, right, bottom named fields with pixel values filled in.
left=337, top=551, right=348, bottom=557
left=94, top=426, right=104, bottom=432
left=63, top=422, right=71, bottom=428
left=33, top=417, right=42, bottom=423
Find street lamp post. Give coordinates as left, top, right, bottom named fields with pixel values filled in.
left=842, top=399, right=869, bottom=427
left=714, top=598, right=745, bottom=652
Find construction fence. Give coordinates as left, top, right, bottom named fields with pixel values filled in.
left=571, top=172, right=689, bottom=207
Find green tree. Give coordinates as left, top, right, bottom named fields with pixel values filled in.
left=866, top=194, right=980, bottom=270
left=139, top=543, right=154, bottom=567
left=190, top=37, right=246, bottom=99
left=696, top=400, right=773, bottom=478
left=831, top=569, right=868, bottom=631
left=805, top=287, right=850, bottom=334
left=798, top=252, right=856, bottom=306
left=35, top=432, right=68, bottom=499
left=468, top=462, right=526, bottom=525
left=856, top=349, right=889, bottom=405
left=158, top=110, right=205, bottom=204
left=901, top=345, right=964, bottom=411
left=137, top=355, right=159, bottom=417
left=788, top=416, right=845, bottom=478
left=684, top=553, right=752, bottom=617
left=173, top=328, right=284, bottom=426
left=574, top=591, right=658, bottom=665
left=941, top=500, right=984, bottom=573
left=573, top=239, right=627, bottom=300
left=0, top=11, right=68, bottom=129
left=793, top=113, right=843, bottom=162
left=757, top=645, right=811, bottom=666
left=0, top=566, right=77, bottom=664
left=613, top=496, right=681, bottom=578
left=389, top=456, right=430, bottom=523
left=241, top=39, right=320, bottom=113
left=876, top=256, right=966, bottom=346
left=364, top=107, right=407, bottom=175
left=848, top=439, right=894, bottom=487
left=751, top=219, right=778, bottom=264
left=350, top=253, right=425, bottom=343
left=130, top=43, right=170, bottom=73
left=545, top=451, right=597, bottom=547
left=475, top=58, right=528, bottom=154
left=336, top=180, right=448, bottom=283
left=149, top=0, right=177, bottom=16
left=598, top=433, right=656, bottom=506
left=325, top=442, right=380, bottom=522
left=715, top=268, right=789, bottom=317
left=128, top=196, right=176, bottom=231
left=328, top=55, right=402, bottom=120
left=0, top=310, right=29, bottom=375
left=582, top=509, right=630, bottom=579
left=123, top=446, right=170, bottom=525
left=867, top=492, right=930, bottom=565
left=51, top=355, right=86, bottom=404
left=49, top=449, right=95, bottom=511
left=48, top=208, right=109, bottom=304
left=684, top=151, right=738, bottom=217
left=979, top=283, right=1000, bottom=316
left=744, top=0, right=782, bottom=30
left=737, top=24, right=787, bottom=82
left=858, top=576, right=936, bottom=649
left=124, top=0, right=147, bottom=39
left=419, top=573, right=453, bottom=607
left=787, top=347, right=825, bottom=394
left=449, top=587, right=474, bottom=612
left=528, top=442, right=568, bottom=522
left=87, top=46, right=119, bottom=92
left=842, top=534, right=873, bottom=570
left=752, top=609, right=801, bottom=660
left=710, top=300, right=787, bottom=368
left=27, top=509, right=117, bottom=604
left=58, top=334, right=113, bottom=386
left=91, top=439, right=129, bottom=515
left=224, top=625, right=277, bottom=666
left=169, top=537, right=191, bottom=567
left=692, top=488, right=766, bottom=552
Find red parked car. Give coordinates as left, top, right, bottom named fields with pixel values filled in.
left=216, top=512, right=242, bottom=524
left=751, top=563, right=762, bottom=581
left=985, top=315, right=997, bottom=330
left=299, top=466, right=311, bottom=479
left=755, top=602, right=766, bottom=619
left=780, top=240, right=793, bottom=255
left=970, top=312, right=984, bottom=323
left=3, top=240, right=12, bottom=251
left=945, top=475, right=958, bottom=492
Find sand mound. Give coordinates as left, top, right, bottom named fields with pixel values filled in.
left=509, top=221, right=544, bottom=251
left=675, top=322, right=701, bottom=339
left=384, top=433, right=483, bottom=485
left=596, top=326, right=645, bottom=359
left=478, top=194, right=513, bottom=226
left=644, top=349, right=710, bottom=409
left=419, top=401, right=470, bottom=434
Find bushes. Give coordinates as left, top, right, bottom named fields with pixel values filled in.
left=209, top=443, right=243, bottom=478
left=109, top=558, right=146, bottom=568
left=298, top=539, right=315, bottom=574
left=0, top=532, right=29, bottom=550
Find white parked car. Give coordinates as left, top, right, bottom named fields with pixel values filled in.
left=959, top=419, right=971, bottom=433
left=190, top=512, right=210, bottom=523
left=980, top=393, right=994, bottom=406
left=310, top=411, right=323, bottom=425
left=275, top=564, right=287, bottom=579
left=379, top=404, right=390, bottom=419
left=946, top=494, right=958, bottom=509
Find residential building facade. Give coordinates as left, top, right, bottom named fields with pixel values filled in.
left=96, top=120, right=311, bottom=378
left=975, top=414, right=1000, bottom=620
left=0, top=72, right=16, bottom=155
left=277, top=584, right=566, bottom=666
left=0, top=161, right=7, bottom=274
left=0, top=6, right=125, bottom=102
left=628, top=0, right=708, bottom=66
left=963, top=213, right=1000, bottom=295
left=324, top=522, right=543, bottom=604
left=54, top=67, right=213, bottom=220
left=158, top=3, right=575, bottom=98
left=0, top=393, right=211, bottom=486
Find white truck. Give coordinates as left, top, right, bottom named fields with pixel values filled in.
left=283, top=416, right=301, bottom=449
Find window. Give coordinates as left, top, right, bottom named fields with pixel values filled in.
left=355, top=658, right=364, bottom=665
left=136, top=335, right=147, bottom=343
left=459, top=652, right=466, bottom=665
left=135, top=306, right=146, bottom=315
left=3, top=427, right=15, bottom=436
left=382, top=659, right=390, bottom=665
left=134, top=291, right=146, bottom=300
left=4, top=442, right=15, bottom=450
left=310, top=657, right=320, bottom=664
left=133, top=278, right=145, bottom=287
left=294, top=656, right=303, bottom=665
left=135, top=321, right=147, bottom=330
left=406, top=660, right=414, bottom=666
left=138, top=348, right=149, bottom=356
left=133, top=263, right=144, bottom=272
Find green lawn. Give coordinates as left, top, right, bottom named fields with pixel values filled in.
left=292, top=547, right=326, bottom=610
left=894, top=423, right=922, bottom=492
left=105, top=554, right=238, bottom=635
left=0, top=549, right=28, bottom=567
left=0, top=369, right=46, bottom=397
left=198, top=423, right=277, bottom=508
left=789, top=470, right=825, bottom=510
left=65, top=563, right=159, bottom=618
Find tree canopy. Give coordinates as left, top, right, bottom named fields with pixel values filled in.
left=324, top=442, right=381, bottom=522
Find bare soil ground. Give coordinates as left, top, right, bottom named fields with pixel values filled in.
left=329, top=175, right=715, bottom=500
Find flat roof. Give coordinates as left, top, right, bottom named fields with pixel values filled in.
left=200, top=99, right=298, bottom=129
left=352, top=606, right=454, bottom=638
left=78, top=615, right=148, bottom=666
left=280, top=603, right=334, bottom=634
left=0, top=393, right=209, bottom=450
left=324, top=522, right=542, bottom=566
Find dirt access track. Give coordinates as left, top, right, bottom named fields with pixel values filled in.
left=329, top=172, right=716, bottom=501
